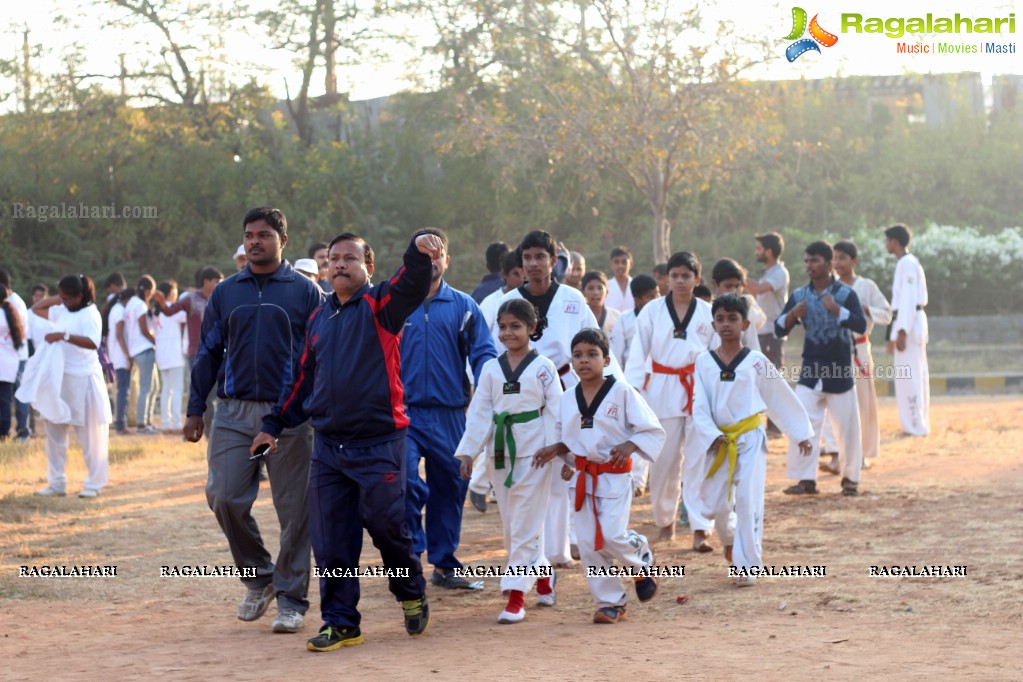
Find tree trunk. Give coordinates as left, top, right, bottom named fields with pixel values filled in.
left=652, top=205, right=670, bottom=264
left=323, top=0, right=337, bottom=95
left=21, top=29, right=31, bottom=113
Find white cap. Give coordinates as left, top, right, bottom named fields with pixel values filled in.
left=294, top=258, right=319, bottom=277
left=234, top=244, right=246, bottom=259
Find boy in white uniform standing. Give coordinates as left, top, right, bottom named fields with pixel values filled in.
left=820, top=241, right=893, bottom=471
left=605, top=246, right=635, bottom=312
left=690, top=294, right=812, bottom=585
left=456, top=299, right=562, bottom=622
left=884, top=224, right=929, bottom=436
left=625, top=251, right=718, bottom=548
left=534, top=329, right=665, bottom=624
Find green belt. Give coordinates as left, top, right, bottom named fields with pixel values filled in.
left=493, top=409, right=542, bottom=488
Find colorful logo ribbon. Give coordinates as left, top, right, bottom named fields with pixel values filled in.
left=784, top=7, right=838, bottom=62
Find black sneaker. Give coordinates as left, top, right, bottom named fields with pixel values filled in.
left=431, top=568, right=471, bottom=589
left=783, top=480, right=818, bottom=495
left=840, top=477, right=859, bottom=496
left=634, top=576, right=659, bottom=602
left=593, top=605, right=628, bottom=624
left=402, top=596, right=431, bottom=636
left=469, top=491, right=488, bottom=513
left=306, top=625, right=364, bottom=652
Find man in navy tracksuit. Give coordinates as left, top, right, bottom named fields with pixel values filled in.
left=401, top=228, right=497, bottom=588
left=184, top=207, right=324, bottom=634
left=253, top=231, right=443, bottom=651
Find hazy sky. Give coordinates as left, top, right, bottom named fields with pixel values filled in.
left=2, top=0, right=1019, bottom=104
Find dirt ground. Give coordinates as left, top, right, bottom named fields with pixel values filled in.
left=1, top=395, right=1021, bottom=681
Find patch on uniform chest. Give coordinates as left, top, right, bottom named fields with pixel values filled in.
left=503, top=382, right=521, bottom=394
left=564, top=301, right=579, bottom=314
left=604, top=403, right=620, bottom=419
left=536, top=367, right=553, bottom=388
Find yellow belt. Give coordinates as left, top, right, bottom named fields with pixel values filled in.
left=705, top=413, right=763, bottom=501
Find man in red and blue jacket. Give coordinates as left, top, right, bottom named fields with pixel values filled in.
left=253, top=231, right=443, bottom=651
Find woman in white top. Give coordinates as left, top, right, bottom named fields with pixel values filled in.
left=154, top=280, right=187, bottom=432
left=103, top=288, right=135, bottom=434
left=124, top=275, right=159, bottom=434
left=0, top=282, right=28, bottom=440
left=30, top=275, right=112, bottom=498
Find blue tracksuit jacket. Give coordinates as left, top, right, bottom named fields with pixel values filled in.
left=187, top=260, right=324, bottom=416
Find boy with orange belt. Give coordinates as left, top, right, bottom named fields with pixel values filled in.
left=535, top=329, right=665, bottom=624
left=625, top=252, right=717, bottom=548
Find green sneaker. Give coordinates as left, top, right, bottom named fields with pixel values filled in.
left=306, top=625, right=364, bottom=652
left=402, top=596, right=431, bottom=636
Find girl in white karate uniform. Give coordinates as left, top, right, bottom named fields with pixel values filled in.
left=456, top=299, right=563, bottom=623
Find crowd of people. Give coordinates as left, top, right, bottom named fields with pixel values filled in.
left=2, top=212, right=931, bottom=650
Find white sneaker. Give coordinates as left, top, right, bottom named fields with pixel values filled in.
left=237, top=584, right=275, bottom=621
left=536, top=571, right=557, bottom=607
left=78, top=489, right=100, bottom=499
left=271, top=608, right=304, bottom=633
left=34, top=487, right=67, bottom=497
left=498, top=608, right=526, bottom=624
left=735, top=575, right=757, bottom=587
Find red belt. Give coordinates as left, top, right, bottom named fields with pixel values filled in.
left=646, top=361, right=696, bottom=414
left=853, top=336, right=869, bottom=372
left=574, top=455, right=633, bottom=552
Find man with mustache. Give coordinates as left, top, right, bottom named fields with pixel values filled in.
left=185, top=207, right=324, bottom=634
left=253, top=230, right=444, bottom=649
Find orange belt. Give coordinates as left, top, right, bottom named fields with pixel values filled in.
left=574, top=455, right=633, bottom=552
left=646, top=361, right=696, bottom=414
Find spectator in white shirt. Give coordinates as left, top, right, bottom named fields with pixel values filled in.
left=31, top=275, right=111, bottom=498
left=124, top=275, right=160, bottom=435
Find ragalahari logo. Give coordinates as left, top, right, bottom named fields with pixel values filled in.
left=784, top=7, right=839, bottom=61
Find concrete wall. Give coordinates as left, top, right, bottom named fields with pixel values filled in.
left=927, top=315, right=1023, bottom=345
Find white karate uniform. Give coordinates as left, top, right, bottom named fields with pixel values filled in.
left=454, top=351, right=563, bottom=592
left=742, top=294, right=765, bottom=353
left=609, top=308, right=651, bottom=493
left=494, top=283, right=624, bottom=564
left=470, top=286, right=513, bottom=495
left=625, top=296, right=718, bottom=530
left=889, top=254, right=929, bottom=436
left=690, top=350, right=812, bottom=572
left=553, top=379, right=665, bottom=608
left=821, top=276, right=892, bottom=459
left=598, top=306, right=621, bottom=337
left=479, top=287, right=507, bottom=331
left=609, top=309, right=637, bottom=369
left=605, top=276, right=634, bottom=312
